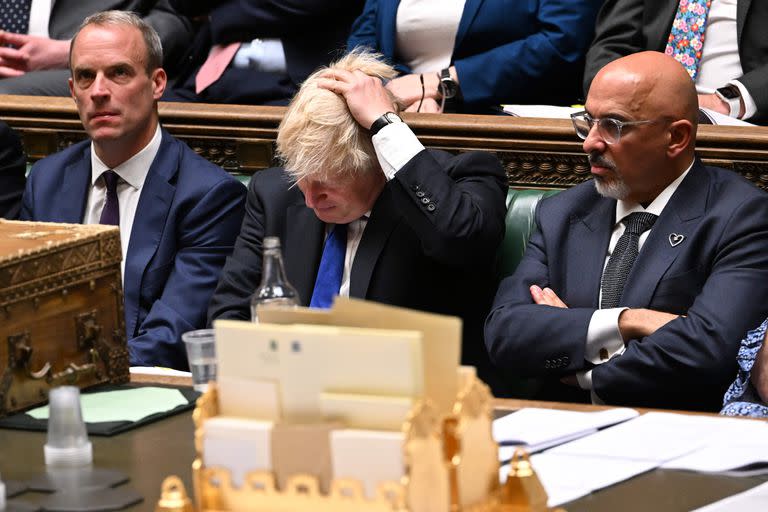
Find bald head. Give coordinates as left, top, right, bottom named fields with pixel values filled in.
left=592, top=51, right=698, bottom=127
left=582, top=52, right=699, bottom=205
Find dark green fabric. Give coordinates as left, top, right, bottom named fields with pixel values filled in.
left=497, top=189, right=560, bottom=279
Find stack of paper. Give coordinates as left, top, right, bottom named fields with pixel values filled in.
left=494, top=407, right=639, bottom=457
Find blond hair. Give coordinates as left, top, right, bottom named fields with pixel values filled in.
left=276, top=50, right=398, bottom=182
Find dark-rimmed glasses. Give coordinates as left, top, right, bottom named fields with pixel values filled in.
left=570, top=111, right=657, bottom=144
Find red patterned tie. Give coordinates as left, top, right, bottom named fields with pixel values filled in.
left=664, top=0, right=712, bottom=80
left=195, top=43, right=241, bottom=94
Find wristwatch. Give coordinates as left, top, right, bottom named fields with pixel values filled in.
left=369, top=111, right=403, bottom=136
left=715, top=85, right=742, bottom=118
left=439, top=68, right=459, bottom=99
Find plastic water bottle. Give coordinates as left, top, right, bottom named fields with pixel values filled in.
left=250, top=236, right=299, bottom=322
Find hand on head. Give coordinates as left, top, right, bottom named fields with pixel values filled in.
left=317, top=68, right=397, bottom=130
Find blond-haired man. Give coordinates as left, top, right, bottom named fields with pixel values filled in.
left=208, top=51, right=508, bottom=393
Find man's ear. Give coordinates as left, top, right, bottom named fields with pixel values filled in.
left=667, top=119, right=694, bottom=159
left=68, top=76, right=75, bottom=101
left=151, top=67, right=167, bottom=100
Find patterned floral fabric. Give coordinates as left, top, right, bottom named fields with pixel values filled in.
left=721, top=318, right=768, bottom=418
left=664, top=0, right=712, bottom=80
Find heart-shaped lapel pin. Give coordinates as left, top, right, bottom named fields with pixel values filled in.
left=669, top=233, right=685, bottom=247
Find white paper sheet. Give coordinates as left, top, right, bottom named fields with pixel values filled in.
left=494, top=407, right=639, bottom=455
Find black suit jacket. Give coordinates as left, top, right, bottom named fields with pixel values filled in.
left=583, top=0, right=768, bottom=123
left=209, top=149, right=509, bottom=392
left=485, top=160, right=768, bottom=411
left=167, top=0, right=363, bottom=104
left=0, top=121, right=26, bottom=219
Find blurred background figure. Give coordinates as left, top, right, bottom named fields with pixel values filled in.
left=0, top=0, right=192, bottom=96
left=163, top=0, right=364, bottom=105
left=0, top=120, right=25, bottom=219
left=584, top=0, right=768, bottom=124
left=346, top=0, right=603, bottom=114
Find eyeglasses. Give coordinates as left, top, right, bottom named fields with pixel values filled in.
left=570, top=111, right=657, bottom=144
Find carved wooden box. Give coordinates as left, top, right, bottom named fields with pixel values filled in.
left=0, top=219, right=129, bottom=417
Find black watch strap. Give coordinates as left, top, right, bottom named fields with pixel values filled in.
left=369, top=112, right=401, bottom=136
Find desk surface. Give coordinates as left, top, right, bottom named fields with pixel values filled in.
left=0, top=386, right=765, bottom=512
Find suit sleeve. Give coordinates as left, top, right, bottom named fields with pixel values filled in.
left=128, top=177, right=246, bottom=369
left=484, top=204, right=596, bottom=376
left=0, top=122, right=26, bottom=220
left=346, top=0, right=378, bottom=52
left=207, top=172, right=270, bottom=323
left=582, top=0, right=647, bottom=96
left=592, top=194, right=768, bottom=409
left=140, top=0, right=195, bottom=71
left=387, top=150, right=507, bottom=268
left=454, top=0, right=602, bottom=108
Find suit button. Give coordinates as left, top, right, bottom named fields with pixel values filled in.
left=421, top=197, right=430, bottom=204
left=416, top=191, right=425, bottom=198
left=427, top=203, right=436, bottom=212
left=544, top=360, right=551, bottom=369
left=412, top=184, right=420, bottom=191
left=563, top=356, right=570, bottom=365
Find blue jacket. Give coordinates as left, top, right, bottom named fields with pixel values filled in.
left=20, top=130, right=246, bottom=369
left=347, top=0, right=603, bottom=110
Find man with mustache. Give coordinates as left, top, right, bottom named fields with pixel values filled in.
left=485, top=51, right=768, bottom=411
left=19, top=11, right=246, bottom=369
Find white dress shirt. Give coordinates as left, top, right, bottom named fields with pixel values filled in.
left=576, top=161, right=693, bottom=401
left=395, top=0, right=466, bottom=73
left=333, top=121, right=425, bottom=295
left=696, top=0, right=757, bottom=119
left=28, top=0, right=52, bottom=37
left=83, top=125, right=162, bottom=278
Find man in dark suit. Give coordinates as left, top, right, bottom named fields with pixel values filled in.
left=0, top=121, right=26, bottom=219
left=163, top=0, right=363, bottom=105
left=486, top=52, right=768, bottom=411
left=583, top=0, right=768, bottom=124
left=0, top=0, right=192, bottom=96
left=20, top=11, right=245, bottom=369
left=208, top=50, right=508, bottom=393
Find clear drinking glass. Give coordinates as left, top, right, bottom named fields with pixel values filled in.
left=182, top=329, right=217, bottom=392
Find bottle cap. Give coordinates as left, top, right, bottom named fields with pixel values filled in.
left=263, top=236, right=280, bottom=249
left=44, top=386, right=93, bottom=467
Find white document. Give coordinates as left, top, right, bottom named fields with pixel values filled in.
left=699, top=107, right=756, bottom=126
left=202, top=416, right=273, bottom=489
left=501, top=104, right=581, bottom=118
left=330, top=429, right=405, bottom=500
left=662, top=443, right=768, bottom=475
left=691, top=481, right=768, bottom=512
left=499, top=452, right=656, bottom=507
left=494, top=407, right=638, bottom=456
left=547, top=412, right=714, bottom=462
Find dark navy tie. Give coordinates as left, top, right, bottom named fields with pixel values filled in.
left=600, top=212, right=658, bottom=309
left=0, top=0, right=32, bottom=34
left=309, top=223, right=348, bottom=309
left=98, top=170, right=120, bottom=226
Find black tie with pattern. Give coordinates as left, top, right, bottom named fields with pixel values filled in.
left=600, top=212, right=658, bottom=309
left=0, top=0, right=32, bottom=34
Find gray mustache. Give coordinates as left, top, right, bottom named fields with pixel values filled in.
left=588, top=153, right=615, bottom=170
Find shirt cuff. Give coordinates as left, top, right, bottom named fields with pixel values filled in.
left=729, top=80, right=758, bottom=120
left=372, top=121, right=425, bottom=181
left=585, top=307, right=627, bottom=364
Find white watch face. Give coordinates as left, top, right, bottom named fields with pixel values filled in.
left=384, top=112, right=402, bottom=123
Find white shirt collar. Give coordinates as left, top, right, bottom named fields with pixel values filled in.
left=615, top=159, right=694, bottom=224
left=90, top=124, right=163, bottom=189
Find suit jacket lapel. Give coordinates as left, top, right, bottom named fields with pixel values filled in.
left=57, top=146, right=91, bottom=223
left=123, top=130, right=177, bottom=337
left=349, top=187, right=400, bottom=299
left=380, top=0, right=400, bottom=60
left=621, top=160, right=709, bottom=307
left=284, top=201, right=325, bottom=305
left=454, top=0, right=484, bottom=53
left=737, top=0, right=752, bottom=43
left=566, top=196, right=615, bottom=308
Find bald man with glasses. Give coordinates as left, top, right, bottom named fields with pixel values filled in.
left=485, top=51, right=768, bottom=411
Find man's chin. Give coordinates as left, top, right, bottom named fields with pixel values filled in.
left=594, top=176, right=630, bottom=200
